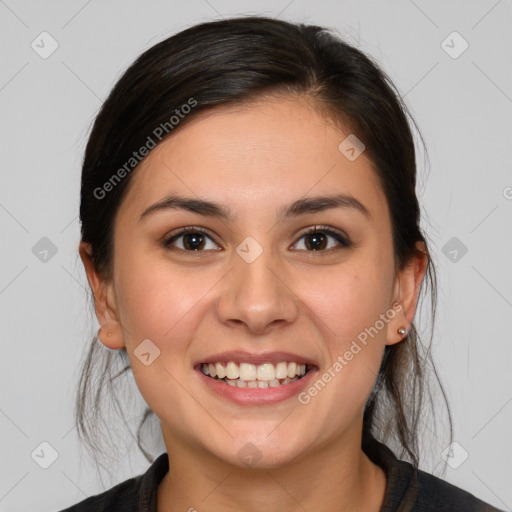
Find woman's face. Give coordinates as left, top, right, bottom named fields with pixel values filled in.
left=82, top=94, right=424, bottom=469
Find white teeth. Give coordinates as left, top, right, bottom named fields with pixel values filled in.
left=287, top=362, right=297, bottom=378
left=200, top=361, right=310, bottom=383
left=256, top=363, right=275, bottom=382
left=275, top=362, right=288, bottom=379
left=229, top=376, right=300, bottom=388
left=215, top=362, right=226, bottom=379
left=239, top=363, right=257, bottom=381
left=225, top=361, right=239, bottom=379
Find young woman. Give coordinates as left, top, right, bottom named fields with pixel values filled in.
left=59, top=16, right=503, bottom=512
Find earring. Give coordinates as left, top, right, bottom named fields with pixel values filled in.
left=97, top=327, right=112, bottom=338
left=397, top=327, right=407, bottom=336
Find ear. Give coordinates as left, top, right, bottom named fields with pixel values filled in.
left=386, top=241, right=429, bottom=346
left=79, top=241, right=125, bottom=350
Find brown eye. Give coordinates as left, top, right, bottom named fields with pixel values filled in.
left=162, top=227, right=220, bottom=252
left=292, top=226, right=352, bottom=252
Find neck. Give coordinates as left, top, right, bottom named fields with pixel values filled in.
left=157, top=425, right=386, bottom=512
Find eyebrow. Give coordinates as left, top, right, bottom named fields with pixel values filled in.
left=139, top=193, right=371, bottom=223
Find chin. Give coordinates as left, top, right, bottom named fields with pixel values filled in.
left=208, top=434, right=310, bottom=470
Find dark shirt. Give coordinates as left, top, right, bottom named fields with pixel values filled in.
left=56, top=434, right=504, bottom=511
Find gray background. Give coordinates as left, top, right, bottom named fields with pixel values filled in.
left=1, top=1, right=511, bottom=511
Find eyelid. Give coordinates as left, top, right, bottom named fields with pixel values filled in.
left=162, top=224, right=352, bottom=252
left=162, top=226, right=220, bottom=250
left=291, top=225, right=352, bottom=250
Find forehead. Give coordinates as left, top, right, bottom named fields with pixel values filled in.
left=117, top=95, right=389, bottom=224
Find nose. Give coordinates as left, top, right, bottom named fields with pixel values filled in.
left=216, top=243, right=299, bottom=335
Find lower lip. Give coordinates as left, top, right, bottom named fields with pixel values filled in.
left=196, top=366, right=318, bottom=406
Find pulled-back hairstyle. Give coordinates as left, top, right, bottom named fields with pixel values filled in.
left=76, top=15, right=452, bottom=475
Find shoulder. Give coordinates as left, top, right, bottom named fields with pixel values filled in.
left=404, top=461, right=504, bottom=511
left=56, top=477, right=140, bottom=512
left=55, top=452, right=169, bottom=512
left=362, top=432, right=504, bottom=512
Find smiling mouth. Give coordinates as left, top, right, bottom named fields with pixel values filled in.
left=200, top=361, right=311, bottom=388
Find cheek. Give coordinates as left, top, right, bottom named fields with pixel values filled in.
left=113, top=258, right=213, bottom=420
left=300, top=258, right=392, bottom=347
left=115, top=254, right=213, bottom=343
left=295, top=264, right=390, bottom=421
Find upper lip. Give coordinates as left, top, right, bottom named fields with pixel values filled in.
left=195, top=351, right=318, bottom=369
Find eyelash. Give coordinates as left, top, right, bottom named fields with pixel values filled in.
left=162, top=225, right=352, bottom=255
